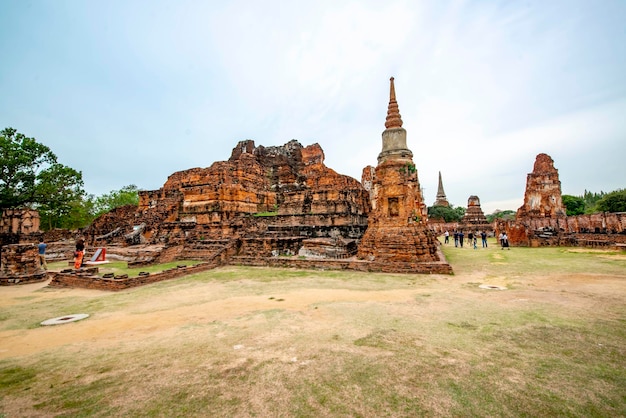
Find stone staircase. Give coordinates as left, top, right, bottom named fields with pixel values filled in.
left=180, top=239, right=234, bottom=261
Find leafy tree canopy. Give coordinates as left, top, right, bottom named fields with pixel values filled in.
left=0, top=127, right=84, bottom=211
left=428, top=205, right=465, bottom=223
left=595, top=189, right=626, bottom=213
left=94, top=184, right=139, bottom=217
left=582, top=189, right=606, bottom=212
left=486, top=210, right=516, bottom=223
left=562, top=195, right=586, bottom=216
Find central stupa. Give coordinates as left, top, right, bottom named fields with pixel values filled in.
left=358, top=78, right=452, bottom=273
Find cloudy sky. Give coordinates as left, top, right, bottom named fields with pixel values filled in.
left=1, top=0, right=624, bottom=214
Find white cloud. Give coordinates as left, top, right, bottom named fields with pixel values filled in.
left=0, top=0, right=624, bottom=202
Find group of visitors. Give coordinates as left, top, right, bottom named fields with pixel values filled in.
left=443, top=230, right=510, bottom=249
left=443, top=230, right=489, bottom=249
left=37, top=237, right=87, bottom=270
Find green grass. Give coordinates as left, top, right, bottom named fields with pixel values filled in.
left=47, top=260, right=205, bottom=278
left=1, top=244, right=625, bottom=417
left=253, top=211, right=278, bottom=217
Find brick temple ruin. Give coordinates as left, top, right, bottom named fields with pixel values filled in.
left=357, top=78, right=450, bottom=273
left=73, top=77, right=452, bottom=278
left=461, top=195, right=491, bottom=231
left=0, top=209, right=48, bottom=285
left=497, top=153, right=626, bottom=247
left=4, top=79, right=625, bottom=288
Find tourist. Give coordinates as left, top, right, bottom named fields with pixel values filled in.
left=481, top=231, right=488, bottom=248
left=468, top=231, right=474, bottom=246
left=473, top=234, right=478, bottom=249
left=38, top=238, right=47, bottom=270
left=502, top=233, right=510, bottom=250
left=453, top=230, right=459, bottom=247
left=444, top=230, right=449, bottom=244
left=74, top=237, right=85, bottom=269
left=459, top=231, right=464, bottom=248
left=498, top=232, right=504, bottom=248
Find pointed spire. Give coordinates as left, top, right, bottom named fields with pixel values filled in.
left=384, top=77, right=403, bottom=129
left=437, top=171, right=446, bottom=197
left=434, top=171, right=450, bottom=207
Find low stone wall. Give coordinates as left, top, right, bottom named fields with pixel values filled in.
left=498, top=212, right=626, bottom=247
left=0, top=272, right=48, bottom=286
left=48, top=261, right=219, bottom=291
left=48, top=242, right=234, bottom=291
left=231, top=256, right=370, bottom=271
left=231, top=246, right=453, bottom=275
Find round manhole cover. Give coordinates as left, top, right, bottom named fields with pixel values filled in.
left=41, top=314, right=90, bottom=326
left=479, top=284, right=507, bottom=290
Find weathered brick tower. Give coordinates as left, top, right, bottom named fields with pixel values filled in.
left=358, top=78, right=451, bottom=273
left=517, top=153, right=566, bottom=219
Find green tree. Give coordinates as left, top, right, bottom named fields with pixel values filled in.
left=94, top=185, right=139, bottom=217
left=582, top=189, right=606, bottom=213
left=66, top=194, right=97, bottom=229
left=486, top=210, right=516, bottom=223
left=428, top=205, right=465, bottom=222
left=0, top=127, right=84, bottom=212
left=454, top=206, right=466, bottom=220
left=562, top=195, right=586, bottom=216
left=36, top=164, right=85, bottom=229
left=595, top=189, right=626, bottom=213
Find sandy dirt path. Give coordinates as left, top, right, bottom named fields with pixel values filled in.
left=2, top=265, right=623, bottom=361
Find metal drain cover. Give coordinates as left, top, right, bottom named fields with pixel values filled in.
left=41, top=314, right=90, bottom=326
left=479, top=284, right=507, bottom=290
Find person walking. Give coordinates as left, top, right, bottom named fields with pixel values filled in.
left=459, top=231, right=465, bottom=248
left=37, top=238, right=47, bottom=270
left=454, top=231, right=459, bottom=247
left=74, top=237, right=85, bottom=269
left=444, top=230, right=449, bottom=244
left=473, top=234, right=478, bottom=249
left=498, top=232, right=504, bottom=248
left=481, top=231, right=488, bottom=248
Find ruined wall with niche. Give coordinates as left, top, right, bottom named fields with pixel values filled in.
left=0, top=209, right=40, bottom=235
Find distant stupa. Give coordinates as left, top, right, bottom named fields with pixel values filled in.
left=433, top=171, right=450, bottom=207
left=461, top=195, right=489, bottom=226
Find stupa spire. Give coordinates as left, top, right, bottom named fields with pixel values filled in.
left=378, top=77, right=412, bottom=164
left=437, top=171, right=446, bottom=196
left=385, top=77, right=403, bottom=129
left=433, top=171, right=450, bottom=207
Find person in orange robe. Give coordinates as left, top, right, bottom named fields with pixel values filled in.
left=74, top=238, right=85, bottom=269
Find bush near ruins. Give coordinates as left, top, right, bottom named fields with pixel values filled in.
left=92, top=184, right=139, bottom=217
left=428, top=205, right=465, bottom=222
left=562, top=195, right=586, bottom=216
left=564, top=189, right=626, bottom=215
left=595, top=189, right=626, bottom=213
left=485, top=209, right=516, bottom=222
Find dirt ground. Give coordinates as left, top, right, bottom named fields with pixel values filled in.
left=1, top=264, right=624, bottom=361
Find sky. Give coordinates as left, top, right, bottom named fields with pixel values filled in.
left=1, top=0, right=624, bottom=214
